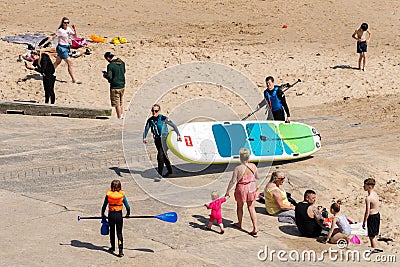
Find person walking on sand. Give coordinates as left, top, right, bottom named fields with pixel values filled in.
left=225, top=148, right=259, bottom=237
left=101, top=180, right=131, bottom=257
left=362, top=178, right=383, bottom=253
left=24, top=50, right=56, bottom=104
left=256, top=76, right=291, bottom=123
left=352, top=23, right=371, bottom=71
left=103, top=52, right=126, bottom=119
left=324, top=200, right=351, bottom=244
left=40, top=17, right=82, bottom=84
left=204, top=191, right=229, bottom=234
left=143, top=104, right=182, bottom=177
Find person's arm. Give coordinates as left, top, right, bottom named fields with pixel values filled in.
left=39, top=35, right=56, bottom=49
left=366, top=30, right=372, bottom=42
left=351, top=30, right=359, bottom=40
left=277, top=89, right=291, bottom=122
left=105, top=64, right=113, bottom=82
left=253, top=166, right=260, bottom=180
left=311, top=205, right=324, bottom=225
left=272, top=189, right=294, bottom=210
left=225, top=167, right=239, bottom=196
left=101, top=196, right=108, bottom=217
left=362, top=197, right=370, bottom=229
left=123, top=195, right=131, bottom=217
left=71, top=25, right=77, bottom=38
left=257, top=99, right=267, bottom=110
left=143, top=119, right=150, bottom=143
left=325, top=217, right=339, bottom=243
left=165, top=117, right=182, bottom=141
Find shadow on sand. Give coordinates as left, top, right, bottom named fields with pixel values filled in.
left=331, top=65, right=360, bottom=70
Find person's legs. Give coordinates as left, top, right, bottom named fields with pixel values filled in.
left=115, top=211, right=124, bottom=256
left=155, top=138, right=164, bottom=175
left=43, top=78, right=50, bottom=104
left=63, top=58, right=78, bottom=83
left=236, top=201, right=244, bottom=228
left=115, top=105, right=122, bottom=119
left=247, top=200, right=258, bottom=234
left=53, top=56, right=62, bottom=69
left=217, top=218, right=224, bottom=234
left=48, top=75, right=56, bottom=104
left=207, top=216, right=214, bottom=229
left=108, top=212, right=116, bottom=251
left=358, top=54, right=363, bottom=70
left=362, top=53, right=367, bottom=70
left=161, top=137, right=172, bottom=174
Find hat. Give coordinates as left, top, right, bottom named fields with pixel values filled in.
left=104, top=52, right=114, bottom=59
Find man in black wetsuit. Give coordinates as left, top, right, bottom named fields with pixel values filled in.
left=295, top=190, right=326, bottom=237
left=256, top=76, right=291, bottom=123
left=143, top=104, right=182, bottom=177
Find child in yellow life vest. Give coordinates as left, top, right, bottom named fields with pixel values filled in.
left=101, top=180, right=131, bottom=257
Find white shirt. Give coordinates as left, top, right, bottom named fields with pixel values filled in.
left=55, top=27, right=74, bottom=45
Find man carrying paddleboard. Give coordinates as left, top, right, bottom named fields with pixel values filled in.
left=143, top=104, right=182, bottom=177
left=256, top=76, right=291, bottom=123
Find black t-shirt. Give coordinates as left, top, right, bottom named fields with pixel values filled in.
left=295, top=202, right=322, bottom=237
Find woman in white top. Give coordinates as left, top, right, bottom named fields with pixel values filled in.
left=41, top=17, right=81, bottom=84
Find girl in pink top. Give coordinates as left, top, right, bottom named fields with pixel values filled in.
left=205, top=191, right=229, bottom=234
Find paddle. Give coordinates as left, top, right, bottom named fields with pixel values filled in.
left=241, top=79, right=302, bottom=121
left=77, top=212, right=178, bottom=223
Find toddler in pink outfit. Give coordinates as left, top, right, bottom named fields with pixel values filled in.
left=205, top=191, right=229, bottom=234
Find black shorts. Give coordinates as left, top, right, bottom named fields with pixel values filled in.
left=367, top=212, right=380, bottom=237
left=357, top=41, right=367, bottom=53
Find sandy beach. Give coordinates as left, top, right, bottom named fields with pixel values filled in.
left=0, top=0, right=399, bottom=266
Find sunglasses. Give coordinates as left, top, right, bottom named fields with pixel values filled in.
left=151, top=109, right=160, bottom=113
left=63, top=21, right=69, bottom=24
left=278, top=177, right=286, bottom=180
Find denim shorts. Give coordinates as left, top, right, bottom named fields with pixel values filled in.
left=56, top=44, right=70, bottom=59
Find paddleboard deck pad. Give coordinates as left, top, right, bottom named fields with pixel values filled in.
left=167, top=120, right=321, bottom=164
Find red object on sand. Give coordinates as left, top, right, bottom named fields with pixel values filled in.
left=282, top=24, right=288, bottom=28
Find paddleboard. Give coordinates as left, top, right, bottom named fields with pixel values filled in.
left=167, top=120, right=321, bottom=164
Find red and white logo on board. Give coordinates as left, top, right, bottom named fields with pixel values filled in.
left=184, top=136, right=193, bottom=146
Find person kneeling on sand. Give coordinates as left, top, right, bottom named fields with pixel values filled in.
left=324, top=200, right=351, bottom=244
left=295, top=189, right=326, bottom=237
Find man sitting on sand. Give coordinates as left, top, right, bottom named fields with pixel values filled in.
left=295, top=190, right=326, bottom=237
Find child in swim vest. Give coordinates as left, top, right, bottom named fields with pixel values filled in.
left=101, top=179, right=131, bottom=257
left=204, top=191, right=229, bottom=234
left=324, top=200, right=351, bottom=244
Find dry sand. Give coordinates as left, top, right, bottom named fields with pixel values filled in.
left=0, top=0, right=399, bottom=266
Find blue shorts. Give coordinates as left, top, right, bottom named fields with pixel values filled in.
left=56, top=44, right=70, bottom=59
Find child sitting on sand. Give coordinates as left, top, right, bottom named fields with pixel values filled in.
left=204, top=191, right=229, bottom=234
left=324, top=200, right=351, bottom=244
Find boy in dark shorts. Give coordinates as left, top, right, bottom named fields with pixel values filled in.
left=362, top=178, right=383, bottom=253
left=352, top=23, right=371, bottom=71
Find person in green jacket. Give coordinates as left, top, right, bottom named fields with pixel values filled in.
left=103, top=52, right=126, bottom=119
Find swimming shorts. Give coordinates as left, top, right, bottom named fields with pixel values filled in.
left=56, top=44, right=70, bottom=59
left=357, top=41, right=367, bottom=53
left=367, top=212, right=380, bottom=237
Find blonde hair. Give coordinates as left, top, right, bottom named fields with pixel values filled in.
left=239, top=148, right=250, bottom=163
left=211, top=191, right=220, bottom=200
left=268, top=171, right=284, bottom=183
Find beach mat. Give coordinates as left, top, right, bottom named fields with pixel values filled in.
left=1, top=33, right=57, bottom=47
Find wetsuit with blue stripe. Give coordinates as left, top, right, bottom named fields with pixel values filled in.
left=257, top=85, right=291, bottom=121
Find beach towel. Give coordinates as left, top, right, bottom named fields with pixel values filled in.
left=350, top=222, right=368, bottom=236
left=1, top=33, right=57, bottom=47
